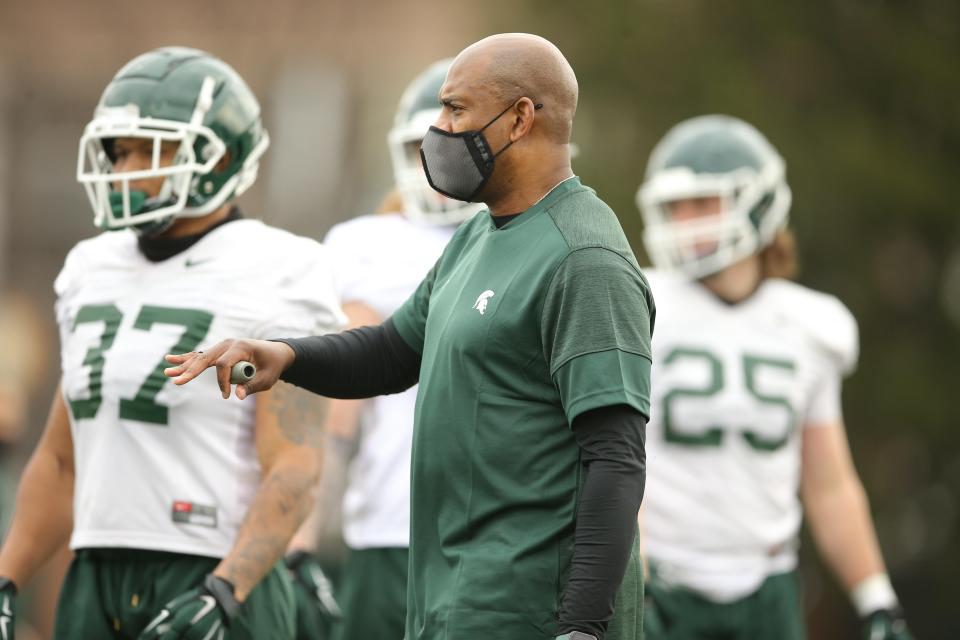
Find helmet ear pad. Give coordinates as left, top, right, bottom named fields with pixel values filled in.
left=190, top=137, right=238, bottom=203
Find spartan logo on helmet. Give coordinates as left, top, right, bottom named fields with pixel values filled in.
left=387, top=59, right=486, bottom=226
left=77, top=47, right=270, bottom=236
left=637, top=115, right=792, bottom=279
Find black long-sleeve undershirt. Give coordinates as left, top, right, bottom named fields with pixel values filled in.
left=275, top=322, right=647, bottom=638
left=275, top=318, right=420, bottom=399
left=559, top=405, right=647, bottom=639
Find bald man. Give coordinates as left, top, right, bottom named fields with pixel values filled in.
left=166, top=34, right=654, bottom=640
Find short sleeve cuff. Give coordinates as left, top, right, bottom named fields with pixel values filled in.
left=804, top=365, right=844, bottom=427
left=389, top=310, right=425, bottom=355
left=554, top=349, right=652, bottom=424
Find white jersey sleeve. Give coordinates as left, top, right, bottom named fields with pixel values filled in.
left=54, top=244, right=84, bottom=309
left=249, top=235, right=345, bottom=340
left=322, top=214, right=456, bottom=319
left=799, top=291, right=859, bottom=376
left=54, top=247, right=82, bottom=348
left=323, top=219, right=369, bottom=303
left=54, top=236, right=102, bottom=336
left=54, top=232, right=139, bottom=381
left=775, top=283, right=859, bottom=427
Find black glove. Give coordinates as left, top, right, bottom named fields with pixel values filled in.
left=555, top=633, right=598, bottom=640
left=138, top=574, right=241, bottom=640
left=862, top=607, right=913, bottom=640
left=0, top=578, right=16, bottom=640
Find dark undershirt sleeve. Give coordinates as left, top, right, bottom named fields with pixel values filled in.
left=274, top=317, right=421, bottom=399
left=557, top=404, right=647, bottom=639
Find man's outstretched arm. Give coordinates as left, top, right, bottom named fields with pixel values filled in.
left=165, top=318, right=421, bottom=401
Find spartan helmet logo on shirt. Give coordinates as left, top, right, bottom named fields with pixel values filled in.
left=473, top=290, right=495, bottom=315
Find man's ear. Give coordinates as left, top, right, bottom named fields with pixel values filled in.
left=510, top=97, right=540, bottom=142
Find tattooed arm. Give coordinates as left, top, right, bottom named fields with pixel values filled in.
left=213, top=382, right=327, bottom=601
left=288, top=300, right=381, bottom=553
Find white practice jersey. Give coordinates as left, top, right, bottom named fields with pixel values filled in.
left=55, top=219, right=345, bottom=558
left=324, top=212, right=457, bottom=549
left=643, top=269, right=858, bottom=602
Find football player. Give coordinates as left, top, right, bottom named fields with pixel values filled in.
left=0, top=47, right=344, bottom=639
left=284, top=58, right=483, bottom=640
left=636, top=115, right=912, bottom=640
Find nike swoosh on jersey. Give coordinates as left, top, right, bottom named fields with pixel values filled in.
left=185, top=257, right=215, bottom=268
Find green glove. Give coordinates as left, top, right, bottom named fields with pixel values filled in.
left=555, top=633, right=598, bottom=640
left=283, top=551, right=341, bottom=637
left=862, top=607, right=913, bottom=640
left=0, top=577, right=17, bottom=640
left=138, top=574, right=241, bottom=640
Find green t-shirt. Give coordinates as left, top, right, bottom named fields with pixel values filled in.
left=392, top=177, right=655, bottom=640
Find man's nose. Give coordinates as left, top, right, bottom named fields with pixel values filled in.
left=114, top=154, right=147, bottom=173
left=433, top=113, right=454, bottom=133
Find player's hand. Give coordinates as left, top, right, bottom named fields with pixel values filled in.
left=285, top=550, right=342, bottom=623
left=861, top=607, right=913, bottom=640
left=0, top=577, right=17, bottom=640
left=138, top=574, right=241, bottom=640
left=164, top=338, right=295, bottom=400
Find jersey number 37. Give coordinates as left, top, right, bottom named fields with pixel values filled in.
left=67, top=303, right=213, bottom=426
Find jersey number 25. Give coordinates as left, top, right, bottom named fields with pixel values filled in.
left=662, top=346, right=797, bottom=452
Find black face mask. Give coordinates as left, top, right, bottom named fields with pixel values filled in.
left=419, top=100, right=542, bottom=202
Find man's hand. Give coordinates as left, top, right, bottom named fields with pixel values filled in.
left=0, top=578, right=16, bottom=640
left=164, top=339, right=295, bottom=400
left=138, top=574, right=241, bottom=640
left=285, top=550, right=341, bottom=623
left=862, top=607, right=913, bottom=640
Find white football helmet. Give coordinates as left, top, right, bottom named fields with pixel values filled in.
left=76, top=47, right=269, bottom=236
left=637, top=115, right=791, bottom=279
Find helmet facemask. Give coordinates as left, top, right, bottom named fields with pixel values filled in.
left=638, top=115, right=793, bottom=280
left=639, top=161, right=791, bottom=279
